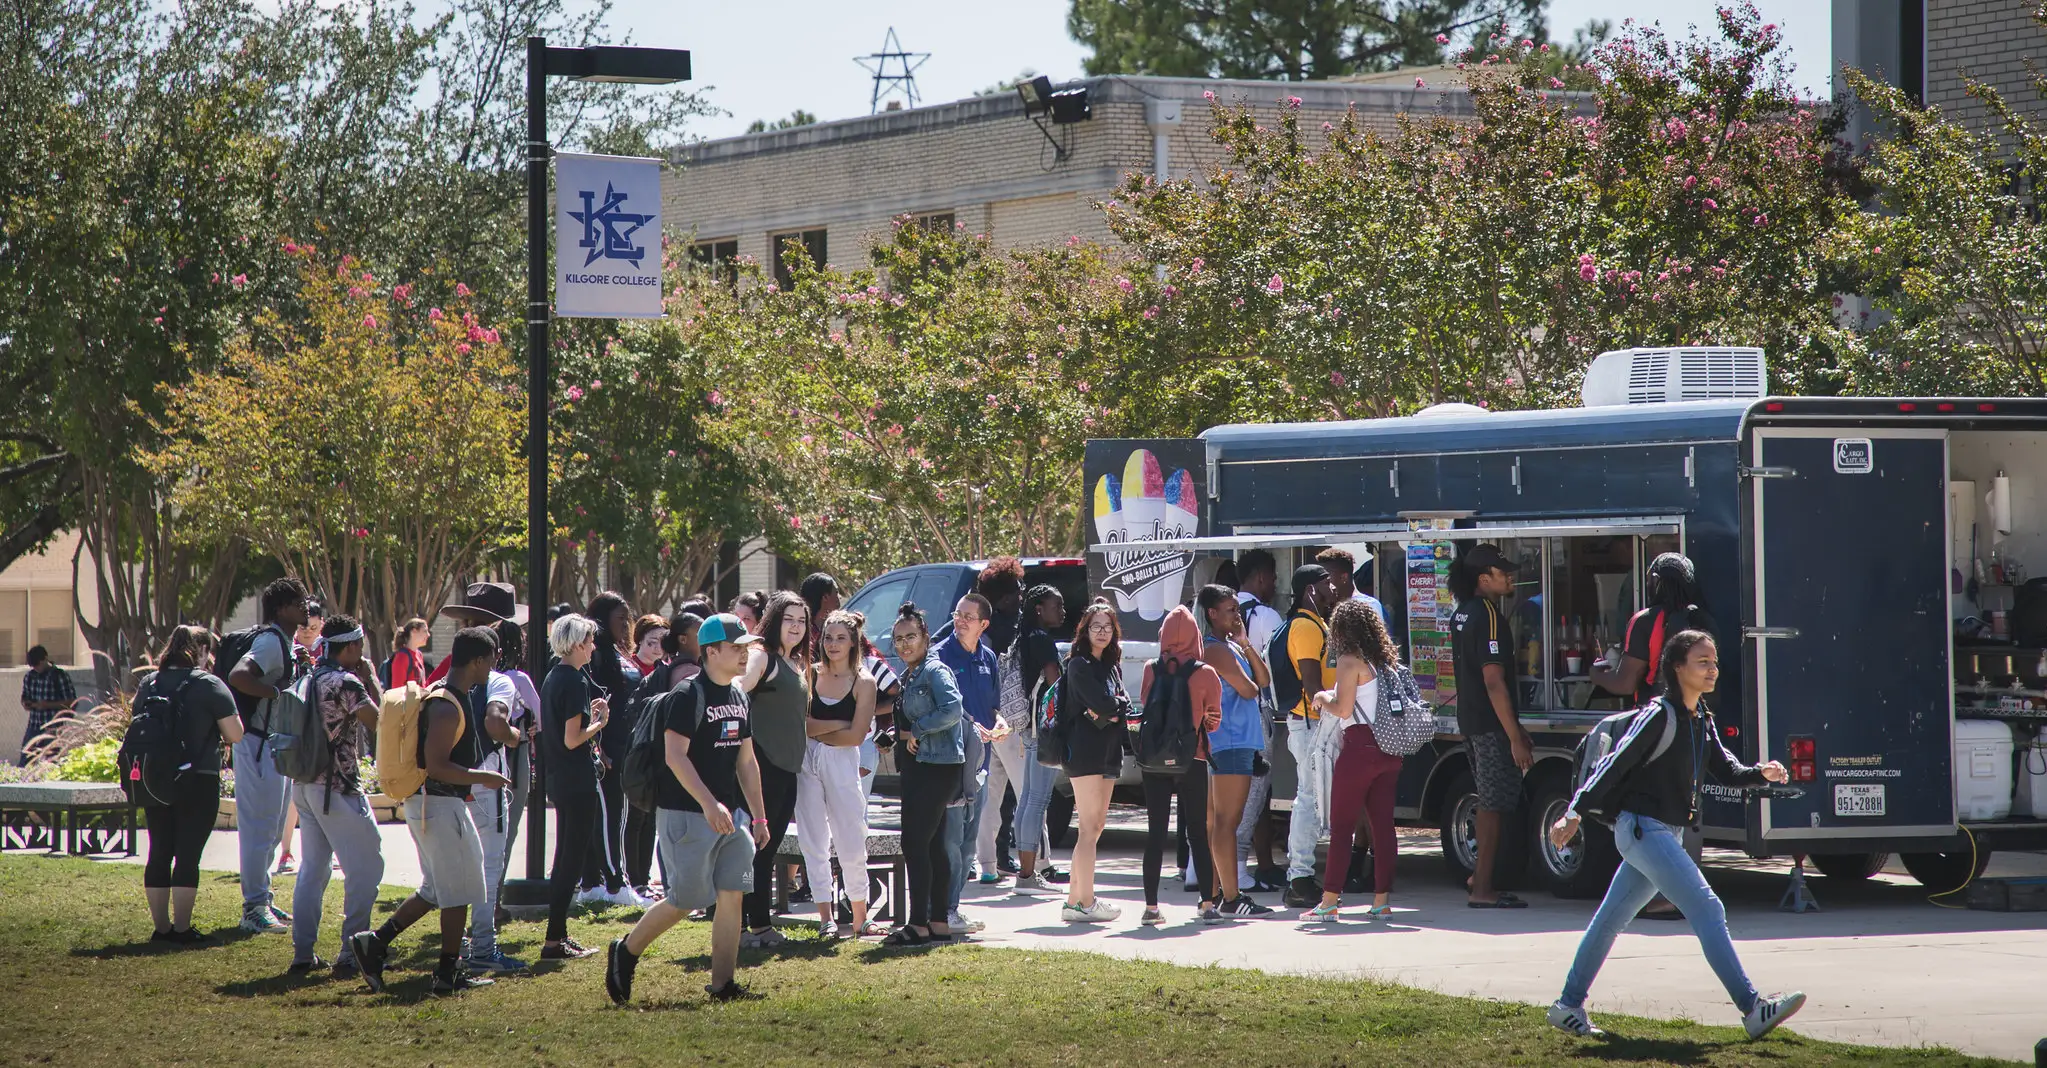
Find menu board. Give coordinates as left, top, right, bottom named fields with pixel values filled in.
left=1404, top=519, right=1458, bottom=710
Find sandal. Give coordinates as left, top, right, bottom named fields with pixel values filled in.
left=880, top=926, right=930, bottom=946
left=852, top=921, right=888, bottom=938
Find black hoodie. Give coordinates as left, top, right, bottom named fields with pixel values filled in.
left=1569, top=697, right=1767, bottom=828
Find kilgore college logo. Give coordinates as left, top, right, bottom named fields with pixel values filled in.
left=1093, top=448, right=1198, bottom=622
left=567, top=182, right=652, bottom=268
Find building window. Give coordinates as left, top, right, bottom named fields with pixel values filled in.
left=770, top=228, right=827, bottom=291
left=0, top=589, right=24, bottom=667
left=912, top=212, right=955, bottom=233
left=689, top=238, right=740, bottom=285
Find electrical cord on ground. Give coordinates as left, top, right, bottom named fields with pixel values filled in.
left=1925, top=825, right=1980, bottom=909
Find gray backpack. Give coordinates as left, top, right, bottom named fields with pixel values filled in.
left=269, top=667, right=334, bottom=783
left=1570, top=700, right=1680, bottom=826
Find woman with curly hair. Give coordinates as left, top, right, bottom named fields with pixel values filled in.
left=1308, top=600, right=1407, bottom=919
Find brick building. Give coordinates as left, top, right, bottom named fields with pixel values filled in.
left=1835, top=0, right=2047, bottom=144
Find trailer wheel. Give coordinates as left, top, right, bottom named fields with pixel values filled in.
left=1528, top=773, right=1619, bottom=899
left=1437, top=770, right=1480, bottom=884
left=1809, top=852, right=1892, bottom=882
left=1900, top=849, right=1992, bottom=891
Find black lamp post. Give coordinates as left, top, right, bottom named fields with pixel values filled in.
left=510, top=36, right=690, bottom=905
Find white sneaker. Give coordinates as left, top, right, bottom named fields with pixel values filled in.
left=1548, top=1001, right=1605, bottom=1037
left=574, top=887, right=608, bottom=907
left=1012, top=873, right=1054, bottom=895
left=1743, top=992, right=1807, bottom=1040
left=948, top=911, right=986, bottom=933
left=1061, top=900, right=1121, bottom=923
left=609, top=886, right=649, bottom=907
left=739, top=927, right=788, bottom=949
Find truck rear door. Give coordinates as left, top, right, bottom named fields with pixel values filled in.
left=1748, top=427, right=1955, bottom=844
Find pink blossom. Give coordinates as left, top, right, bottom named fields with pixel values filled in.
left=919, top=458, right=934, bottom=471
left=1872, top=246, right=1882, bottom=255
left=1285, top=95, right=1302, bottom=108
left=1077, top=381, right=1091, bottom=393
left=455, top=282, right=472, bottom=297
left=1083, top=417, right=1096, bottom=429
left=210, top=272, right=219, bottom=283
left=986, top=393, right=998, bottom=404
left=230, top=273, right=248, bottom=288
left=1520, top=39, right=1532, bottom=47
left=1549, top=77, right=1564, bottom=90
left=1683, top=175, right=1698, bottom=191
left=666, top=450, right=677, bottom=458
left=1189, top=257, right=1205, bottom=273
left=565, top=385, right=585, bottom=402
left=1162, top=284, right=1180, bottom=299
left=1231, top=297, right=1244, bottom=308
left=348, top=286, right=366, bottom=299
left=1116, top=276, right=1134, bottom=294
left=456, top=342, right=472, bottom=355
left=283, top=241, right=300, bottom=254
left=887, top=423, right=904, bottom=437
left=428, top=307, right=444, bottom=321
left=1203, top=90, right=1215, bottom=101
left=152, top=316, right=163, bottom=325
left=1415, top=77, right=1426, bottom=88
left=362, top=314, right=377, bottom=328
left=1434, top=32, right=1449, bottom=44
left=799, top=435, right=813, bottom=445
left=1066, top=235, right=1081, bottom=247
left=393, top=283, right=412, bottom=302
left=1701, top=198, right=1718, bottom=211
left=1330, top=371, right=1346, bottom=388
left=352, top=528, right=369, bottom=540
left=1143, top=306, right=1158, bottom=320
left=590, top=380, right=602, bottom=390
left=1577, top=253, right=1598, bottom=283
left=1266, top=274, right=1284, bottom=294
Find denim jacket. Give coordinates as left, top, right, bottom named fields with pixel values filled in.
left=897, top=655, right=966, bottom=765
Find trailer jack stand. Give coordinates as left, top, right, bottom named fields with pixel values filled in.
left=1779, top=854, right=1821, bottom=913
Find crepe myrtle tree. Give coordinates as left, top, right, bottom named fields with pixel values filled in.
left=1106, top=2, right=1843, bottom=415
left=143, top=245, right=525, bottom=659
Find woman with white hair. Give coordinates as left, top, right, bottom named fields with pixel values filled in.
left=540, top=612, right=609, bottom=961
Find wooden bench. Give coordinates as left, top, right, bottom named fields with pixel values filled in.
left=0, top=782, right=139, bottom=856
left=774, top=830, right=908, bottom=923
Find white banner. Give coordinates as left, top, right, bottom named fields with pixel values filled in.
left=555, top=152, right=664, bottom=319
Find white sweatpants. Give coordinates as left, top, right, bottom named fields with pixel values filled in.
left=794, top=738, right=870, bottom=904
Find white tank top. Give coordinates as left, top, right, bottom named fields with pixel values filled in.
left=1351, top=675, right=1380, bottom=726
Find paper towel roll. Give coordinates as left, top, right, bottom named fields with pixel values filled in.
left=1952, top=480, right=1977, bottom=569
left=1988, top=474, right=2013, bottom=537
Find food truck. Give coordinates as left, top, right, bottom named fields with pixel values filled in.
left=1090, top=349, right=2047, bottom=897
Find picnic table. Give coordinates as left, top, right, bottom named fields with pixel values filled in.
left=774, top=830, right=907, bottom=923
left=0, top=782, right=138, bottom=856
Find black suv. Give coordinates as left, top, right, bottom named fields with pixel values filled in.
left=845, top=557, right=1089, bottom=666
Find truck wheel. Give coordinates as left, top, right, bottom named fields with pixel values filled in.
left=1528, top=773, right=1619, bottom=899
left=1809, top=852, right=1892, bottom=882
left=1437, top=770, right=1479, bottom=884
left=1045, top=789, right=1075, bottom=850
left=1899, top=849, right=1992, bottom=891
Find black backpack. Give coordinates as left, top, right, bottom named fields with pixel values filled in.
left=1265, top=609, right=1324, bottom=716
left=214, top=625, right=266, bottom=720
left=623, top=676, right=702, bottom=813
left=1135, top=658, right=1202, bottom=776
left=119, top=674, right=197, bottom=806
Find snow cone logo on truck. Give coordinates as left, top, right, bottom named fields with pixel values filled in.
left=1093, top=448, right=1198, bottom=621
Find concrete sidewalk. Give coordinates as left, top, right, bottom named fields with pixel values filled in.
left=87, top=802, right=2047, bottom=1062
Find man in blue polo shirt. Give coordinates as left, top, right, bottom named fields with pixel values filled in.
left=936, top=593, right=1000, bottom=933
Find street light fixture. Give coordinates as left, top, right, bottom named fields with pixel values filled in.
left=512, top=36, right=690, bottom=907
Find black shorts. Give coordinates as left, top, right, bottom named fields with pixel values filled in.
left=1064, top=717, right=1124, bottom=779
left=1468, top=731, right=1524, bottom=812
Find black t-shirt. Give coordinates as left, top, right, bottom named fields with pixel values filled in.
left=139, top=668, right=239, bottom=774
left=1623, top=606, right=1718, bottom=705
left=540, top=663, right=602, bottom=801
left=1451, top=595, right=1516, bottom=736
left=1020, top=627, right=1059, bottom=697
left=422, top=688, right=481, bottom=798
left=656, top=676, right=752, bottom=814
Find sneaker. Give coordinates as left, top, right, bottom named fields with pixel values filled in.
left=348, top=931, right=388, bottom=993
left=330, top=960, right=359, bottom=981
left=240, top=910, right=289, bottom=935
left=1012, top=873, right=1055, bottom=895
left=789, top=884, right=813, bottom=905
left=705, top=980, right=751, bottom=1001
left=632, top=886, right=655, bottom=904
left=268, top=905, right=292, bottom=925
left=574, top=886, right=608, bottom=907
left=1743, top=992, right=1807, bottom=1040
left=540, top=939, right=598, bottom=960
left=948, top=911, right=986, bottom=933
left=286, top=955, right=329, bottom=974
left=273, top=854, right=297, bottom=875
left=161, top=928, right=213, bottom=946
left=1140, top=907, right=1164, bottom=926
left=605, top=938, right=636, bottom=1005
left=997, top=855, right=1021, bottom=874
left=465, top=948, right=528, bottom=973
left=1244, top=874, right=1287, bottom=894
left=977, top=871, right=1003, bottom=885
left=818, top=921, right=845, bottom=940
left=1040, top=867, right=1069, bottom=884
left=1283, top=877, right=1321, bottom=909
left=1219, top=895, right=1274, bottom=918
left=610, top=886, right=650, bottom=908
left=1199, top=903, right=1225, bottom=925
left=1254, top=863, right=1286, bottom=885
left=740, top=927, right=788, bottom=949
left=1061, top=900, right=1121, bottom=923
left=430, top=969, right=494, bottom=995
left=1548, top=1001, right=1605, bottom=1037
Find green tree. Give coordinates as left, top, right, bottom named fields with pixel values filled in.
left=142, top=247, right=526, bottom=658
left=745, top=109, right=819, bottom=133
left=1068, top=0, right=1545, bottom=79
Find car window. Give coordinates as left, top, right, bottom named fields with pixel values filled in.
left=846, top=573, right=916, bottom=656
left=910, top=570, right=962, bottom=631
left=1022, top=563, right=1089, bottom=615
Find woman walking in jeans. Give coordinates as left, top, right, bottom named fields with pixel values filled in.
left=884, top=602, right=965, bottom=945
left=1547, top=630, right=1807, bottom=1041
left=1307, top=600, right=1404, bottom=920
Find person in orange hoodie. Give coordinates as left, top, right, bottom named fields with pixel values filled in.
left=1137, top=604, right=1224, bottom=926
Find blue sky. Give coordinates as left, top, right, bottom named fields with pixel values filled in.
left=611, top=0, right=1834, bottom=142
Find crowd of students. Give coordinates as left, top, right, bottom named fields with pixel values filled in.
left=109, top=549, right=1804, bottom=1037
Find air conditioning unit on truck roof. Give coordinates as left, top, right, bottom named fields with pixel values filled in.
left=1581, top=347, right=1767, bottom=407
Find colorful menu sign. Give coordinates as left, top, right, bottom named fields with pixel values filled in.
left=1404, top=518, right=1457, bottom=711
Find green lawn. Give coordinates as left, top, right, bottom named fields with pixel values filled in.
left=0, top=854, right=2014, bottom=1067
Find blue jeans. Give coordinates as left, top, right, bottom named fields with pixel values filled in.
left=944, top=778, right=986, bottom=913
left=1013, top=736, right=1059, bottom=854
left=1560, top=811, right=1759, bottom=1014
left=291, top=784, right=385, bottom=966
left=232, top=734, right=292, bottom=916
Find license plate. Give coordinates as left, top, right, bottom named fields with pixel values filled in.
left=1834, top=784, right=1886, bottom=817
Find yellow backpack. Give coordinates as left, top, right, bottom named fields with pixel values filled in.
left=375, top=683, right=466, bottom=801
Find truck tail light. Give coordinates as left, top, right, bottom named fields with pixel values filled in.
left=1788, top=735, right=1816, bottom=782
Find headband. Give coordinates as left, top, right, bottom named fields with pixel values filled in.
left=326, top=626, right=366, bottom=645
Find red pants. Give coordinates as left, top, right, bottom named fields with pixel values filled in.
left=1322, top=723, right=1403, bottom=897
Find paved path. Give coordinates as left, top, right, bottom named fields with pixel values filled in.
left=82, top=801, right=2047, bottom=1062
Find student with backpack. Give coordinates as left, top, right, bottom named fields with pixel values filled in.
left=1546, top=630, right=1806, bottom=1041
left=1307, top=601, right=1420, bottom=920
left=1200, top=585, right=1275, bottom=922
left=605, top=613, right=770, bottom=1004
left=225, top=576, right=313, bottom=935
left=1136, top=605, right=1222, bottom=925
left=349, top=627, right=511, bottom=996
left=464, top=620, right=537, bottom=975
left=282, top=615, right=387, bottom=978
left=130, top=626, right=243, bottom=945
left=1271, top=564, right=1338, bottom=909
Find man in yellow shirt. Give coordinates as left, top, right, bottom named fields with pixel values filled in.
left=1281, top=564, right=1338, bottom=907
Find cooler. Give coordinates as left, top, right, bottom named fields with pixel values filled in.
left=1954, top=719, right=2016, bottom=821
left=2013, top=725, right=2047, bottom=818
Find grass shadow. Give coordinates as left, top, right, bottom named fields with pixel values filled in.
left=70, top=929, right=258, bottom=958
left=214, top=969, right=349, bottom=999
left=1566, top=1034, right=1741, bottom=1065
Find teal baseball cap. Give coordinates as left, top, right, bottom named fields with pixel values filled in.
left=697, top=612, right=762, bottom=648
